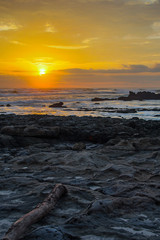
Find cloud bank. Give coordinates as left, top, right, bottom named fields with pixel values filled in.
left=61, top=64, right=160, bottom=74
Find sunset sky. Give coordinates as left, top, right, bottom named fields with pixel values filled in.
left=1, top=0, right=160, bottom=88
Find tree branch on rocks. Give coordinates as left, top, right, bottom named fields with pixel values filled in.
left=3, top=184, right=67, bottom=240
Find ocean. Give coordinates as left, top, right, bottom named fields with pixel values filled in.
left=1, top=88, right=160, bottom=120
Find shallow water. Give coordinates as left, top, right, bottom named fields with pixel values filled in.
left=1, top=88, right=160, bottom=120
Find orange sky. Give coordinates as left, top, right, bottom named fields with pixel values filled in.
left=1, top=0, right=160, bottom=88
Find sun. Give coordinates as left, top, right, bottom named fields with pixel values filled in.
left=39, top=68, right=46, bottom=76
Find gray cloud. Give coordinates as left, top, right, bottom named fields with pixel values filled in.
left=125, top=0, right=159, bottom=5
left=60, top=64, right=160, bottom=74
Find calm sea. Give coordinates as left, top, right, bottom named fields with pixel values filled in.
left=0, top=88, right=160, bottom=120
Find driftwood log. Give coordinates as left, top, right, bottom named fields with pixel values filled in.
left=3, top=183, right=67, bottom=240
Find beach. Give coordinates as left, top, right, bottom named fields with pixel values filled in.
left=2, top=0, right=160, bottom=238
left=1, top=114, right=160, bottom=239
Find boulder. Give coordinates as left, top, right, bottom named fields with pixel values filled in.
left=72, top=142, right=86, bottom=151
left=0, top=134, right=17, bottom=147
left=1, top=126, right=24, bottom=136
left=49, top=102, right=64, bottom=108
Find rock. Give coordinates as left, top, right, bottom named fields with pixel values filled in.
left=150, top=151, right=160, bottom=160
left=118, top=91, right=160, bottom=101
left=116, top=109, right=137, bottom=113
left=49, top=102, right=64, bottom=108
left=1, top=125, right=60, bottom=138
left=91, top=97, right=116, bottom=101
left=6, top=104, right=11, bottom=107
left=0, top=134, right=17, bottom=147
left=23, top=226, right=67, bottom=240
left=91, top=91, right=160, bottom=102
left=1, top=115, right=160, bottom=239
left=15, top=152, right=53, bottom=165
left=133, top=137, right=160, bottom=151
left=1, top=126, right=24, bottom=136
left=114, top=139, right=136, bottom=151
left=72, top=142, right=86, bottom=151
left=85, top=196, right=154, bottom=215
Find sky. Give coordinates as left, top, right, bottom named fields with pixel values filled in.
left=1, top=0, right=160, bottom=88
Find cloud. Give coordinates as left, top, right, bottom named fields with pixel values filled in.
left=60, top=64, right=160, bottom=74
left=45, top=23, right=57, bottom=33
left=122, top=35, right=141, bottom=40
left=47, top=45, right=88, bottom=49
left=131, top=41, right=151, bottom=45
left=147, top=34, right=160, bottom=39
left=0, top=21, right=22, bottom=31
left=82, top=37, right=99, bottom=44
left=9, top=40, right=25, bottom=45
left=126, top=0, right=158, bottom=5
left=152, top=21, right=160, bottom=31
left=77, top=0, right=113, bottom=2
left=147, top=21, right=160, bottom=39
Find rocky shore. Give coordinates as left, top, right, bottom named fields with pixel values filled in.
left=92, top=91, right=160, bottom=101
left=1, top=114, right=160, bottom=239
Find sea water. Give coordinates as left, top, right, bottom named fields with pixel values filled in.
left=0, top=88, right=160, bottom=120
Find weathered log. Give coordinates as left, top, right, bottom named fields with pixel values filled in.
left=3, top=183, right=67, bottom=240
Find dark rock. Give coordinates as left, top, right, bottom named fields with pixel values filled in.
left=118, top=91, right=160, bottom=101
left=0, top=134, right=17, bottom=147
left=23, top=126, right=60, bottom=138
left=49, top=102, right=64, bottom=108
left=72, top=142, right=86, bottom=151
left=1, top=126, right=24, bottom=136
left=85, top=196, right=155, bottom=215
left=133, top=137, right=160, bottom=151
left=91, top=97, right=116, bottom=101
left=1, top=125, right=60, bottom=138
left=23, top=226, right=68, bottom=240
left=1, top=115, right=160, bottom=239
left=116, top=109, right=137, bottom=113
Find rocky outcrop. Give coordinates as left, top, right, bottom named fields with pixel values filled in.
left=116, top=109, right=137, bottom=113
left=49, top=102, right=64, bottom=108
left=1, top=125, right=60, bottom=138
left=0, top=115, right=160, bottom=146
left=1, top=115, right=160, bottom=239
left=0, top=134, right=17, bottom=147
left=91, top=91, right=160, bottom=102
left=23, top=226, right=78, bottom=240
left=118, top=91, right=160, bottom=101
left=91, top=97, right=116, bottom=101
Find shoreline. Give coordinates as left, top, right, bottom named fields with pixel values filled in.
left=1, top=114, right=160, bottom=239
left=1, top=88, right=160, bottom=120
left=0, top=114, right=160, bottom=145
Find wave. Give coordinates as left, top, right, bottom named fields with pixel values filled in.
left=1, top=88, right=160, bottom=120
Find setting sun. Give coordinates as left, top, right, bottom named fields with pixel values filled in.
left=39, top=69, right=46, bottom=76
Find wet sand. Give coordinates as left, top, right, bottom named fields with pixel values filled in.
left=0, top=114, right=160, bottom=239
